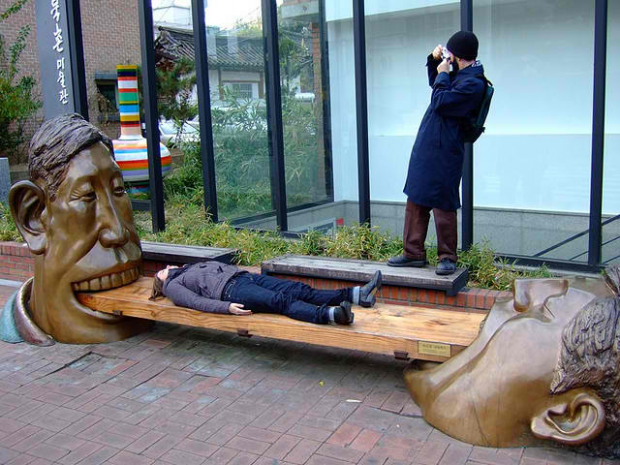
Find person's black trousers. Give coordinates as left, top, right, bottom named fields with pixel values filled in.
left=403, top=200, right=458, bottom=262
left=223, top=273, right=352, bottom=324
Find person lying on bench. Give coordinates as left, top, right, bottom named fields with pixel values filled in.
left=150, top=261, right=382, bottom=325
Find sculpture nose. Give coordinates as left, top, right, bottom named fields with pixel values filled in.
left=98, top=198, right=129, bottom=248
left=513, top=279, right=568, bottom=313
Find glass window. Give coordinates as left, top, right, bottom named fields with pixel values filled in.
left=278, top=0, right=357, bottom=234
left=602, top=0, right=620, bottom=265
left=365, top=2, right=460, bottom=239
left=224, top=82, right=255, bottom=100
left=473, top=0, right=594, bottom=261
left=204, top=0, right=276, bottom=227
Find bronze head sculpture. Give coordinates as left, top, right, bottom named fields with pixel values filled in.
left=405, top=266, right=620, bottom=459
left=7, top=113, right=150, bottom=345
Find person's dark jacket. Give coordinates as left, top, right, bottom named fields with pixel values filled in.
left=404, top=54, right=486, bottom=211
left=162, top=261, right=244, bottom=314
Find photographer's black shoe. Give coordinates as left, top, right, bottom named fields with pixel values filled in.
left=358, top=270, right=382, bottom=308
left=436, top=258, right=457, bottom=276
left=387, top=255, right=426, bottom=268
left=333, top=301, right=354, bottom=325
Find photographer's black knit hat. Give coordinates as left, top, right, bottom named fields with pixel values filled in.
left=446, top=31, right=478, bottom=60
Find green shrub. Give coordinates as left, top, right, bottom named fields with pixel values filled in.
left=0, top=0, right=41, bottom=162
left=131, top=198, right=555, bottom=290
left=0, top=203, right=20, bottom=241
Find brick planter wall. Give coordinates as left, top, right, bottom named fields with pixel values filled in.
left=0, top=241, right=509, bottom=312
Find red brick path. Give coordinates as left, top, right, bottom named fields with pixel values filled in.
left=0, top=280, right=618, bottom=465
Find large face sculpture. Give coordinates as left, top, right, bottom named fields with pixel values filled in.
left=405, top=270, right=620, bottom=458
left=9, top=114, right=150, bottom=344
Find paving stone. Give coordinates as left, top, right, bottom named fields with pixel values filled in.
left=287, top=425, right=332, bottom=443
left=349, top=429, right=381, bottom=453
left=0, top=445, right=20, bottom=464
left=45, top=432, right=87, bottom=451
left=227, top=451, right=259, bottom=465
left=58, top=441, right=103, bottom=465
left=6, top=453, right=38, bottom=465
left=264, top=435, right=302, bottom=460
left=175, top=438, right=219, bottom=458
left=285, top=439, right=322, bottom=465
left=326, top=423, right=362, bottom=448
left=160, top=448, right=206, bottom=465
left=306, top=455, right=350, bottom=465
left=238, top=426, right=282, bottom=444
left=316, top=443, right=365, bottom=463
left=143, top=434, right=185, bottom=459
left=437, top=443, right=472, bottom=465
left=27, top=442, right=70, bottom=461
left=206, top=446, right=239, bottom=465
left=126, top=431, right=167, bottom=454
left=226, top=436, right=271, bottom=455
left=76, top=445, right=119, bottom=465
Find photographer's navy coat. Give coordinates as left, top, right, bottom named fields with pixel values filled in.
left=404, top=55, right=486, bottom=211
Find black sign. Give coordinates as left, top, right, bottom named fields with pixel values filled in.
left=35, top=0, right=76, bottom=118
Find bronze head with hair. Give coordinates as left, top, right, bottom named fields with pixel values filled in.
left=9, top=113, right=150, bottom=344
left=405, top=266, right=620, bottom=459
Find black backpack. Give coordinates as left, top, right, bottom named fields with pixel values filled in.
left=463, top=75, right=494, bottom=143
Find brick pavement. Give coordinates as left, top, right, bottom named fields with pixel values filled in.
left=0, top=282, right=618, bottom=465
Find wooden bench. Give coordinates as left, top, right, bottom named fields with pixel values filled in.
left=78, top=277, right=484, bottom=362
left=262, top=255, right=468, bottom=297
left=141, top=241, right=237, bottom=264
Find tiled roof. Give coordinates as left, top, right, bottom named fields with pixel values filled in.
left=154, top=26, right=264, bottom=71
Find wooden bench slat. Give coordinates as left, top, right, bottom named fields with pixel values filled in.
left=77, top=277, right=483, bottom=362
left=262, top=255, right=468, bottom=296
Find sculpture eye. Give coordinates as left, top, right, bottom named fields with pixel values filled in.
left=82, top=191, right=96, bottom=201
left=113, top=185, right=127, bottom=196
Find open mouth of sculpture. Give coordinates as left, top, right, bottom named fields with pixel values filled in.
left=72, top=266, right=140, bottom=292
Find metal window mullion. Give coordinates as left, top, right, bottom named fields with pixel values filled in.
left=588, top=0, right=607, bottom=266
left=319, top=0, right=334, bottom=201
left=261, top=0, right=288, bottom=232
left=192, top=0, right=219, bottom=222
left=65, top=0, right=88, bottom=120
left=138, top=0, right=166, bottom=232
left=461, top=0, right=474, bottom=251
left=352, top=0, right=370, bottom=225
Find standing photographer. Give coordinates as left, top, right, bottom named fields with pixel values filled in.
left=388, top=31, right=486, bottom=275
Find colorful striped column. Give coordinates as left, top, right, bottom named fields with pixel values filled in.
left=117, top=65, right=142, bottom=139
left=112, top=65, right=172, bottom=184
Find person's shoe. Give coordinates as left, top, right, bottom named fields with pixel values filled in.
left=333, top=301, right=354, bottom=325
left=436, top=258, right=457, bottom=276
left=387, top=255, right=426, bottom=268
left=358, top=270, right=382, bottom=308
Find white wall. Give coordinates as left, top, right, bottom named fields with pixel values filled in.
left=326, top=0, right=620, bottom=214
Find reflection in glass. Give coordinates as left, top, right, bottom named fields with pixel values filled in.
left=364, top=1, right=460, bottom=239
left=279, top=0, right=358, bottom=234
left=201, top=0, right=274, bottom=225
left=473, top=0, right=594, bottom=261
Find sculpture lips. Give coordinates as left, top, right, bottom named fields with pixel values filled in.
left=72, top=267, right=140, bottom=292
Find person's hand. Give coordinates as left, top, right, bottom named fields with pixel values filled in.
left=432, top=44, right=443, bottom=60
left=437, top=58, right=451, bottom=75
left=229, top=303, right=252, bottom=315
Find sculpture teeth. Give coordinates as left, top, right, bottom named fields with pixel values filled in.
left=73, top=267, right=140, bottom=292
left=121, top=270, right=132, bottom=285
left=110, top=273, right=122, bottom=288
left=89, top=277, right=102, bottom=291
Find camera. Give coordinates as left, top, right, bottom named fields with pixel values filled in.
left=441, top=48, right=451, bottom=61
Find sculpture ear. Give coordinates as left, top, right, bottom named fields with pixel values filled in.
left=9, top=180, right=48, bottom=255
left=531, top=392, right=605, bottom=446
